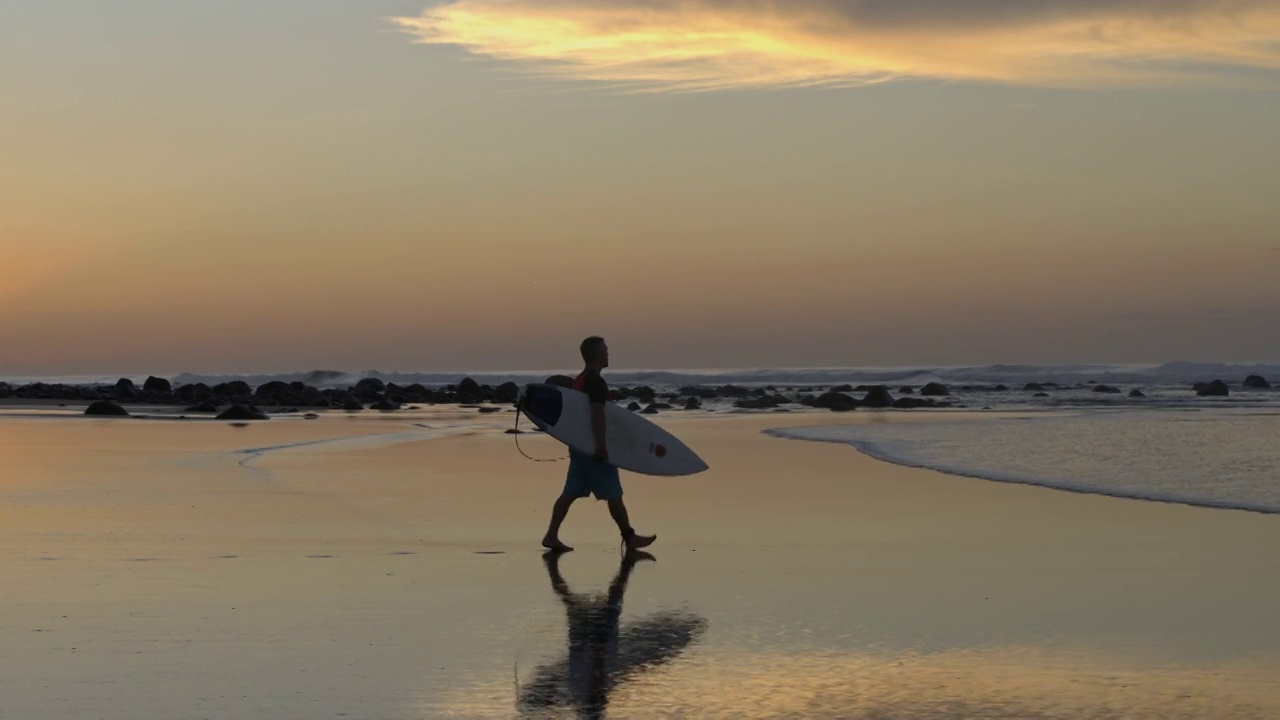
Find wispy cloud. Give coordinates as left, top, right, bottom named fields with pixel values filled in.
left=395, top=0, right=1280, bottom=92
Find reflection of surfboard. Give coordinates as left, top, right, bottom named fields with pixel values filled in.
left=519, top=384, right=709, bottom=477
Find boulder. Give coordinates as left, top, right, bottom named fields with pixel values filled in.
left=1092, top=385, right=1122, bottom=394
left=143, top=376, right=172, bottom=395
left=679, top=385, right=719, bottom=399
left=494, top=381, right=520, bottom=404
left=734, top=396, right=782, bottom=410
left=455, top=391, right=484, bottom=405
left=254, top=381, right=294, bottom=403
left=185, top=402, right=220, bottom=413
left=1243, top=375, right=1271, bottom=389
left=1194, top=380, right=1230, bottom=397
left=898, top=386, right=915, bottom=395
left=216, top=405, right=270, bottom=421
left=810, top=392, right=858, bottom=412
left=860, top=386, right=895, bottom=408
left=626, top=402, right=642, bottom=412
left=174, top=383, right=212, bottom=403
left=1024, top=383, right=1045, bottom=392
left=641, top=403, right=662, bottom=415
left=214, top=381, right=253, bottom=398
left=920, top=382, right=949, bottom=397
left=683, top=396, right=702, bottom=410
left=0, top=382, right=9, bottom=398
left=355, top=378, right=386, bottom=395
left=1128, top=389, right=1146, bottom=398
left=369, top=399, right=401, bottom=411
left=717, top=385, right=752, bottom=398
left=1034, top=392, right=1050, bottom=398
left=114, top=378, right=137, bottom=399
left=85, top=400, right=129, bottom=417
left=342, top=396, right=364, bottom=411
left=894, top=397, right=937, bottom=409
left=993, top=384, right=1009, bottom=392
left=831, top=384, right=854, bottom=393
left=457, top=377, right=484, bottom=397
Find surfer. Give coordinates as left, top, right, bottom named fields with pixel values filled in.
left=542, top=336, right=657, bottom=552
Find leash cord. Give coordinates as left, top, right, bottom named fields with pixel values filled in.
left=512, top=400, right=567, bottom=463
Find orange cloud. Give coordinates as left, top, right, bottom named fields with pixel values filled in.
left=395, top=0, right=1280, bottom=91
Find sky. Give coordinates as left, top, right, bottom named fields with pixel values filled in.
left=2, top=0, right=1279, bottom=376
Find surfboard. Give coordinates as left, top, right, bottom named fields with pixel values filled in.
left=518, top=384, right=709, bottom=477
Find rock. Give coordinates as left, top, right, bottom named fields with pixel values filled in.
left=735, top=395, right=788, bottom=410
left=143, top=376, right=172, bottom=395
left=679, top=385, right=719, bottom=399
left=216, top=405, right=269, bottom=421
left=0, top=382, right=10, bottom=398
left=898, top=386, right=915, bottom=395
left=1243, top=375, right=1271, bottom=389
left=369, top=399, right=401, bottom=411
left=304, top=413, right=320, bottom=420
left=546, top=375, right=574, bottom=389
left=920, top=383, right=949, bottom=397
left=1128, top=389, right=1146, bottom=398
left=455, top=391, right=484, bottom=405
left=114, top=378, right=137, bottom=399
left=214, top=381, right=253, bottom=398
left=993, top=384, right=1009, bottom=392
left=254, top=381, right=294, bottom=403
left=355, top=378, right=386, bottom=395
left=1092, top=385, right=1122, bottom=394
left=641, top=404, right=662, bottom=415
left=494, top=381, right=520, bottom=404
left=1034, top=392, right=1050, bottom=397
left=1195, top=380, right=1230, bottom=397
left=174, top=383, right=212, bottom=403
left=1024, top=383, right=1045, bottom=392
left=85, top=400, right=129, bottom=417
left=717, top=385, right=752, bottom=398
left=478, top=407, right=503, bottom=414
left=861, top=386, right=895, bottom=408
left=457, top=377, right=483, bottom=397
left=342, top=396, right=364, bottom=411
left=894, top=397, right=939, bottom=409
left=831, top=384, right=854, bottom=393
left=684, top=397, right=702, bottom=410
left=185, top=402, right=220, bottom=413
left=810, top=392, right=858, bottom=412
left=626, top=402, right=642, bottom=412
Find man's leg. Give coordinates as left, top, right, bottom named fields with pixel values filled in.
left=543, top=494, right=577, bottom=552
left=606, top=497, right=656, bottom=550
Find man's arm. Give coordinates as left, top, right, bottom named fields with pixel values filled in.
left=591, top=403, right=608, bottom=462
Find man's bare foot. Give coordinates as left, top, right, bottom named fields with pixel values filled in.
left=542, top=537, right=573, bottom=552
left=624, top=533, right=656, bottom=551
left=624, top=549, right=656, bottom=563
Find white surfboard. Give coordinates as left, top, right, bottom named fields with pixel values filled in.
left=518, top=384, right=709, bottom=477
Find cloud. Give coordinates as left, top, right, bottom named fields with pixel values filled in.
left=394, top=0, right=1280, bottom=91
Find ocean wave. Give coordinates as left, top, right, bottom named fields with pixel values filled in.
left=767, top=410, right=1280, bottom=515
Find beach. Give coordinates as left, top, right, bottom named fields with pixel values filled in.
left=3, top=406, right=1279, bottom=719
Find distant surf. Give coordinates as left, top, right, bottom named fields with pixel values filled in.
left=768, top=409, right=1280, bottom=515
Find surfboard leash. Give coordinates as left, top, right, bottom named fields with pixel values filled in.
left=512, top=400, right=567, bottom=463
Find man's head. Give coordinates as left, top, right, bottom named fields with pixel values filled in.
left=580, top=336, right=609, bottom=369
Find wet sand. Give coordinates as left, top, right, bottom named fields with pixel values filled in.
left=2, top=408, right=1279, bottom=718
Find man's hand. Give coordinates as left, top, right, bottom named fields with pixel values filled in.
left=593, top=444, right=610, bottom=463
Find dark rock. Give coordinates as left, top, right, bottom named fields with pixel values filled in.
left=626, top=402, right=642, bottom=412
left=185, top=402, right=220, bottom=413
left=342, top=396, right=364, bottom=411
left=457, top=377, right=483, bottom=397
left=143, top=376, right=172, bottom=395
left=214, top=381, right=253, bottom=398
left=174, top=383, right=212, bottom=403
left=1243, top=375, right=1271, bottom=389
left=993, top=384, right=1009, bottom=392
left=369, top=399, right=401, bottom=411
left=894, top=397, right=939, bottom=409
left=216, top=405, right=269, bottom=421
left=355, top=378, right=386, bottom=395
left=478, top=407, right=503, bottom=414
left=1024, top=383, right=1045, bottom=392
left=0, top=382, right=9, bottom=398
left=254, top=381, right=294, bottom=403
left=1195, top=380, right=1230, bottom=397
left=810, top=392, right=858, bottom=412
left=920, top=382, right=949, bottom=397
left=684, top=397, right=701, bottom=410
left=1129, top=389, right=1146, bottom=398
left=734, top=396, right=781, bottom=410
left=494, top=381, right=520, bottom=404
left=898, top=386, right=915, bottom=395
left=85, top=400, right=129, bottom=417
left=455, top=391, right=484, bottom=405
left=1034, top=392, right=1050, bottom=397
left=546, top=375, right=574, bottom=389
left=679, top=385, right=719, bottom=399
left=114, top=378, right=137, bottom=399
left=861, top=386, right=895, bottom=408
left=304, top=413, right=320, bottom=420
left=641, top=404, right=662, bottom=415
left=1092, top=385, right=1122, bottom=394
left=717, top=385, right=752, bottom=398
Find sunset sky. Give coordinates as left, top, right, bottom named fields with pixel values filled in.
left=2, top=0, right=1279, bottom=376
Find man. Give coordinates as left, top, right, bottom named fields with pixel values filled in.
left=542, top=336, right=656, bottom=553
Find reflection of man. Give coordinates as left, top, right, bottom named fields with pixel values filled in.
left=542, top=550, right=654, bottom=718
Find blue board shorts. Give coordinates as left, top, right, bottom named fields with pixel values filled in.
left=564, top=449, right=623, bottom=500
